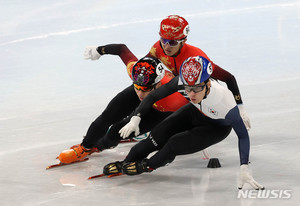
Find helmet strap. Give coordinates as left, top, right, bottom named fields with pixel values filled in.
left=173, top=40, right=185, bottom=57
left=153, top=82, right=161, bottom=90
left=203, top=84, right=208, bottom=99
left=203, top=79, right=211, bottom=99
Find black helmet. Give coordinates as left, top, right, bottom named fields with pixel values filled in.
left=132, top=57, right=165, bottom=89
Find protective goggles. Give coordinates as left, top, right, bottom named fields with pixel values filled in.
left=184, top=84, right=206, bottom=93
left=133, top=84, right=155, bottom=92
left=160, top=38, right=185, bottom=47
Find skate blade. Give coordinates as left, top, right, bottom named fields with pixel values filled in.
left=120, top=139, right=137, bottom=144
left=88, top=172, right=123, bottom=180
left=46, top=157, right=89, bottom=169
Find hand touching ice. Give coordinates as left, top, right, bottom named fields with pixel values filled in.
left=238, top=164, right=264, bottom=190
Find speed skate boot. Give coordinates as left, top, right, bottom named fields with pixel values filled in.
left=103, top=161, right=124, bottom=176
left=122, top=159, right=153, bottom=176
left=70, top=144, right=99, bottom=155
left=58, top=144, right=92, bottom=164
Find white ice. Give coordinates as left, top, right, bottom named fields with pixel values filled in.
left=0, top=0, right=300, bottom=205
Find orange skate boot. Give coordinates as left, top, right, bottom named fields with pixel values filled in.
left=70, top=144, right=99, bottom=155
left=58, top=144, right=92, bottom=164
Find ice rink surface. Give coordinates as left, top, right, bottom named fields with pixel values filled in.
left=1, top=0, right=300, bottom=205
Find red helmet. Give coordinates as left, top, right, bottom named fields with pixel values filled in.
left=159, top=15, right=190, bottom=40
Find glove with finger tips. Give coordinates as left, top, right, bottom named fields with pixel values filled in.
left=119, top=116, right=141, bottom=139
left=238, top=164, right=264, bottom=190
left=84, top=46, right=101, bottom=60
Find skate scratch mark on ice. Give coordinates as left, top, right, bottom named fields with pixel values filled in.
left=62, top=184, right=76, bottom=187
left=1, top=3, right=299, bottom=47
left=0, top=18, right=161, bottom=47
left=31, top=191, right=81, bottom=205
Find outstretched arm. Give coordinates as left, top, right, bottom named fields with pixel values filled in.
left=84, top=44, right=138, bottom=77
left=226, top=106, right=264, bottom=190
left=96, top=44, right=138, bottom=66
